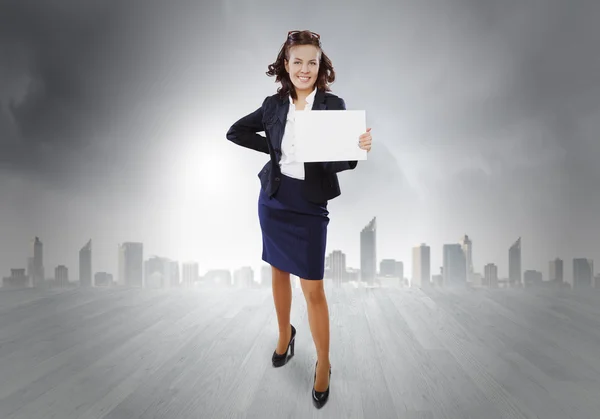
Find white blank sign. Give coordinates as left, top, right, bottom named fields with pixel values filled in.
left=294, top=110, right=368, bottom=162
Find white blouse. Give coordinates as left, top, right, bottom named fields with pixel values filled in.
left=279, top=87, right=317, bottom=180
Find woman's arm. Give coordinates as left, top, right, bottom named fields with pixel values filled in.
left=225, top=97, right=270, bottom=154
left=321, top=97, right=359, bottom=173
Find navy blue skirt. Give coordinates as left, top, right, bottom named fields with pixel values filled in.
left=258, top=174, right=329, bottom=280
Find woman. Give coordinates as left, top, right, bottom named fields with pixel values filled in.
left=226, top=30, right=372, bottom=409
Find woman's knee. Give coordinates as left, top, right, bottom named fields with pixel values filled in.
left=300, top=278, right=325, bottom=304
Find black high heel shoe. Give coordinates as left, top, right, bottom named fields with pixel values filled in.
left=272, top=324, right=296, bottom=367
left=312, top=360, right=331, bottom=409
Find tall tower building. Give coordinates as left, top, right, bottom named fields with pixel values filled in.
left=508, top=237, right=521, bottom=286
left=30, top=237, right=45, bottom=287
left=573, top=258, right=593, bottom=288
left=484, top=263, right=498, bottom=287
left=55, top=265, right=69, bottom=287
left=328, top=250, right=347, bottom=286
left=396, top=261, right=405, bottom=284
left=460, top=234, right=473, bottom=275
left=412, top=244, right=430, bottom=287
left=549, top=258, right=563, bottom=283
left=182, top=262, right=199, bottom=286
left=443, top=244, right=467, bottom=286
left=118, top=242, right=144, bottom=287
left=360, top=217, right=377, bottom=285
left=79, top=239, right=92, bottom=287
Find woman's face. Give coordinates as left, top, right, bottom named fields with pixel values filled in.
left=284, top=44, right=320, bottom=95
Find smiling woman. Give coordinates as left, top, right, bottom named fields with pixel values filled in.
left=224, top=29, right=373, bottom=410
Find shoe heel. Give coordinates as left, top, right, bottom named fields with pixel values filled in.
left=272, top=324, right=296, bottom=368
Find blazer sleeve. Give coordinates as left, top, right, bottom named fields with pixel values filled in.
left=321, top=97, right=359, bottom=173
left=225, top=97, right=270, bottom=154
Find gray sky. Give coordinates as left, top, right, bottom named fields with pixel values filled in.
left=1, top=0, right=599, bottom=280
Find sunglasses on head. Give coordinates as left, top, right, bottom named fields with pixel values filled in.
left=287, top=30, right=320, bottom=40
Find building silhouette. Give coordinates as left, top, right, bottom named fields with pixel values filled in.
left=118, top=242, right=144, bottom=287
left=55, top=265, right=69, bottom=287
left=326, top=250, right=347, bottom=286
left=523, top=270, right=543, bottom=287
left=234, top=266, right=254, bottom=288
left=379, top=259, right=397, bottom=277
left=79, top=239, right=92, bottom=287
left=412, top=244, right=430, bottom=287
left=573, top=258, right=593, bottom=288
left=443, top=244, right=467, bottom=286
left=144, top=256, right=179, bottom=288
left=2, top=269, right=29, bottom=288
left=432, top=266, right=443, bottom=287
left=549, top=258, right=563, bottom=284
left=360, top=217, right=377, bottom=285
left=484, top=263, right=498, bottom=287
left=508, top=237, right=521, bottom=286
left=182, top=262, right=199, bottom=287
left=460, top=235, right=473, bottom=276
left=94, top=272, right=113, bottom=287
left=30, top=237, right=45, bottom=287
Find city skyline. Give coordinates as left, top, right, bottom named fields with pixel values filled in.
left=2, top=1, right=600, bottom=291
left=3, top=222, right=597, bottom=288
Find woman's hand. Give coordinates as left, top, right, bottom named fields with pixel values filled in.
left=359, top=128, right=372, bottom=152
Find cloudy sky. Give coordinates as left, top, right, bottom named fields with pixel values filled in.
left=1, top=0, right=599, bottom=281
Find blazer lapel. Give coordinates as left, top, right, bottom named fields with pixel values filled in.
left=273, top=88, right=326, bottom=149
left=312, top=88, right=326, bottom=110
left=276, top=96, right=289, bottom=125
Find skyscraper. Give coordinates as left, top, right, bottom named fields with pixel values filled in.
left=460, top=234, right=473, bottom=276
left=549, top=258, right=563, bottom=283
left=508, top=237, right=521, bottom=286
left=118, top=242, right=144, bottom=287
left=145, top=256, right=172, bottom=288
left=328, top=250, right=347, bottom=286
left=484, top=263, right=498, bottom=287
left=573, top=258, right=593, bottom=288
left=412, top=244, right=430, bottom=287
left=79, top=239, right=92, bottom=287
left=443, top=243, right=467, bottom=286
left=360, top=217, right=377, bottom=285
left=30, top=237, right=44, bottom=287
left=396, top=261, right=405, bottom=284
left=55, top=265, right=69, bottom=287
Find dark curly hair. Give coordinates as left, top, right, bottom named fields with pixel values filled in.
left=266, top=30, right=336, bottom=101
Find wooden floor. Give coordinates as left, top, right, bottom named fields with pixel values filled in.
left=1, top=285, right=600, bottom=419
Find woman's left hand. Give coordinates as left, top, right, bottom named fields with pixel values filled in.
left=359, top=128, right=373, bottom=152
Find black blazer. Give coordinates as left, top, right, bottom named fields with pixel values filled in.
left=226, top=88, right=358, bottom=204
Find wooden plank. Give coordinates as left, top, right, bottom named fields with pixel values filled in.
left=1, top=286, right=600, bottom=418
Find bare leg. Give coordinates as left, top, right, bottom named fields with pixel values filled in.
left=300, top=278, right=330, bottom=392
left=271, top=266, right=293, bottom=354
